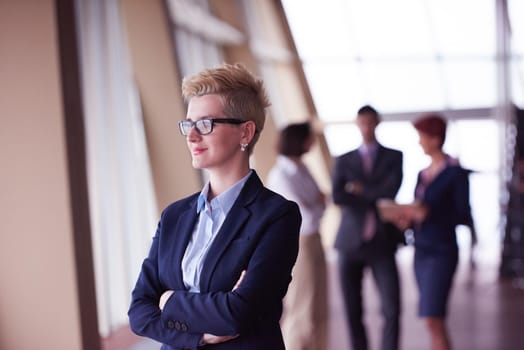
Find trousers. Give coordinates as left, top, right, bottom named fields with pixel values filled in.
left=281, top=232, right=328, bottom=350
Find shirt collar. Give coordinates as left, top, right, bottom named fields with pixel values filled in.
left=359, top=142, right=378, bottom=155
left=197, top=170, right=253, bottom=214
left=197, top=185, right=209, bottom=213
left=276, top=155, right=301, bottom=174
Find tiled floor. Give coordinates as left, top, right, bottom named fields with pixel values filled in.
left=327, top=246, right=524, bottom=350
left=127, top=246, right=524, bottom=350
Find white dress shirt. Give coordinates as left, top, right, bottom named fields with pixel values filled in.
left=267, top=155, right=325, bottom=235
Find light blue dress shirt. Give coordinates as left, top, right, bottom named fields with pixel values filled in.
left=181, top=171, right=252, bottom=292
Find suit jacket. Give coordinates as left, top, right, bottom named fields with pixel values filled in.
left=332, top=144, right=403, bottom=253
left=414, top=164, right=471, bottom=254
left=128, top=172, right=301, bottom=350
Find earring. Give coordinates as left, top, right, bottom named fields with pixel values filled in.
left=240, top=143, right=248, bottom=152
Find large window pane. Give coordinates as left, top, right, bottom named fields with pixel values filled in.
left=509, top=0, right=524, bottom=108
left=282, top=0, right=356, bottom=58
left=511, top=59, right=524, bottom=107
left=303, top=62, right=365, bottom=122
left=361, top=61, right=446, bottom=112
left=428, top=0, right=495, bottom=57
left=350, top=0, right=433, bottom=57
left=508, top=0, right=523, bottom=54
left=442, top=60, right=496, bottom=108
left=282, top=0, right=501, bottom=116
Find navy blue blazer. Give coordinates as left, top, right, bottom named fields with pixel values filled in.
left=128, top=172, right=301, bottom=350
left=332, top=144, right=403, bottom=253
left=414, top=164, right=471, bottom=254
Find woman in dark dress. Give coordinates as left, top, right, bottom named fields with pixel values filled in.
left=395, top=114, right=471, bottom=350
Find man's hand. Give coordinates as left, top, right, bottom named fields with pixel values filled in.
left=345, top=181, right=363, bottom=194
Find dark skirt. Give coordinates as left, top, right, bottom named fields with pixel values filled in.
left=414, top=249, right=458, bottom=318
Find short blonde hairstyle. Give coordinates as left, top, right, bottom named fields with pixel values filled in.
left=182, top=63, right=270, bottom=153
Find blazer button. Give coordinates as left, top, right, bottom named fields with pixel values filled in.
left=181, top=323, right=188, bottom=332
left=167, top=320, right=175, bottom=329
left=174, top=321, right=181, bottom=330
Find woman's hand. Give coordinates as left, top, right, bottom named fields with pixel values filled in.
left=158, top=290, right=174, bottom=311
left=391, top=213, right=411, bottom=231
left=201, top=333, right=239, bottom=345
left=386, top=202, right=427, bottom=231
left=160, top=288, right=240, bottom=348
left=391, top=202, right=428, bottom=230
left=233, top=270, right=246, bottom=291
left=408, top=202, right=428, bottom=223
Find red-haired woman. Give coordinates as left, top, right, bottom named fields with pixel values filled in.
left=396, top=114, right=472, bottom=350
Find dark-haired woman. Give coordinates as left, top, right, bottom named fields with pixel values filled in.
left=267, top=122, right=328, bottom=350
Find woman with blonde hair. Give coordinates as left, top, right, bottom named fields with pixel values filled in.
left=128, top=63, right=301, bottom=350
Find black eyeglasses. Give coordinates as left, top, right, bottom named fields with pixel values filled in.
left=178, top=118, right=246, bottom=136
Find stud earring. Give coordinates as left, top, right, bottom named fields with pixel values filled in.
left=240, top=143, right=248, bottom=152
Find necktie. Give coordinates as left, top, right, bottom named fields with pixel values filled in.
left=362, top=147, right=373, bottom=174
left=361, top=146, right=376, bottom=241
left=362, top=209, right=376, bottom=241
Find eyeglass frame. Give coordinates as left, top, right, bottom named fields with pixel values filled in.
left=178, top=117, right=247, bottom=136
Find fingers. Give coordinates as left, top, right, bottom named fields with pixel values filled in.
left=202, top=333, right=239, bottom=345
left=233, top=270, right=246, bottom=291
left=158, top=290, right=174, bottom=310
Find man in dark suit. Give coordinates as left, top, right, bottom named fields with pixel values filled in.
left=332, top=105, right=403, bottom=350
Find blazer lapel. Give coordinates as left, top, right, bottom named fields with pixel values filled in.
left=171, top=198, right=199, bottom=289
left=370, top=145, right=385, bottom=175
left=198, top=172, right=261, bottom=292
left=351, top=150, right=366, bottom=177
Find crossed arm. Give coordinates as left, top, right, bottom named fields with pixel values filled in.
left=128, top=201, right=301, bottom=349
left=157, top=271, right=247, bottom=346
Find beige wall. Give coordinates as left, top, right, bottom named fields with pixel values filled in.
left=122, top=0, right=201, bottom=209
left=0, top=1, right=337, bottom=348
left=0, top=1, right=84, bottom=349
